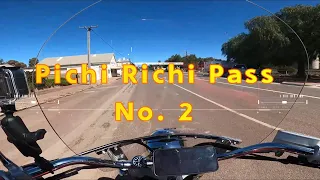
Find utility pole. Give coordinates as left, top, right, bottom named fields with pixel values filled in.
left=129, top=47, right=133, bottom=63
left=185, top=50, right=188, bottom=71
left=79, top=25, right=98, bottom=69
left=79, top=25, right=98, bottom=85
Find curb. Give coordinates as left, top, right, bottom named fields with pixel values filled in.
left=0, top=79, right=118, bottom=117
left=281, top=82, right=320, bottom=88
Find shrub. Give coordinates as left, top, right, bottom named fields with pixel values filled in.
left=45, top=79, right=55, bottom=88
left=28, top=82, right=35, bottom=92
left=277, top=66, right=297, bottom=75
left=25, top=71, right=46, bottom=90
left=25, top=72, right=71, bottom=90
left=60, top=78, right=71, bottom=86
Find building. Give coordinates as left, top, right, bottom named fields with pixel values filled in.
left=0, top=64, right=14, bottom=67
left=115, top=58, right=132, bottom=76
left=311, top=58, right=319, bottom=69
left=38, top=53, right=118, bottom=83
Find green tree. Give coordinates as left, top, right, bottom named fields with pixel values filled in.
left=0, top=59, right=4, bottom=64
left=221, top=4, right=320, bottom=77
left=165, top=54, right=183, bottom=62
left=276, top=5, right=318, bottom=77
left=6, top=60, right=27, bottom=68
left=163, top=54, right=220, bottom=69
left=28, top=57, right=39, bottom=68
left=184, top=54, right=197, bottom=63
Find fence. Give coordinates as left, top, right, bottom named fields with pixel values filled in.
left=307, top=69, right=320, bottom=75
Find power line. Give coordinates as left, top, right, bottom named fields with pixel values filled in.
left=91, top=29, right=126, bottom=59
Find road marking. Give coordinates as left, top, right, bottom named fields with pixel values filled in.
left=167, top=80, right=282, bottom=130
left=30, top=108, right=290, bottom=111
left=217, top=76, right=283, bottom=85
left=197, top=74, right=307, bottom=86
left=95, top=85, right=119, bottom=89
left=195, top=77, right=320, bottom=100
left=84, top=91, right=96, bottom=93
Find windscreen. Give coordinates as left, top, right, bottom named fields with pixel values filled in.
left=1, top=0, right=318, bottom=179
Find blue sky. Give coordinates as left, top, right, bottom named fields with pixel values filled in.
left=0, top=0, right=318, bottom=64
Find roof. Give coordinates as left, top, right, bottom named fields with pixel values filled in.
left=117, top=60, right=131, bottom=63
left=40, top=53, right=115, bottom=67
left=0, top=64, right=14, bottom=67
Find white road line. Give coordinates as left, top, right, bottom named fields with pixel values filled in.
left=167, top=80, right=282, bottom=130
left=197, top=74, right=304, bottom=86
left=218, top=76, right=281, bottom=85
left=95, top=86, right=119, bottom=89
left=195, top=77, right=320, bottom=100
left=31, top=108, right=290, bottom=111
left=84, top=91, right=96, bottom=93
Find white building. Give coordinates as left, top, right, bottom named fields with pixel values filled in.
left=115, top=58, right=132, bottom=76
left=0, top=64, right=14, bottom=68
left=38, top=53, right=118, bottom=82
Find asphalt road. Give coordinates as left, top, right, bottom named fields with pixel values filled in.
left=0, top=72, right=319, bottom=179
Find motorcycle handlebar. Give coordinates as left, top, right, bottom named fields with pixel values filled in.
left=22, top=142, right=316, bottom=178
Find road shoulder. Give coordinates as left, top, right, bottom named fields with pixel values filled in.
left=0, top=78, right=118, bottom=116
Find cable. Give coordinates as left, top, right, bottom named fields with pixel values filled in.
left=91, top=29, right=126, bottom=59
left=33, top=0, right=104, bottom=155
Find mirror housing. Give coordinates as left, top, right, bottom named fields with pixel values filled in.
left=0, top=66, right=30, bottom=107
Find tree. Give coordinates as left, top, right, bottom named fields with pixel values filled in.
left=6, top=60, right=27, bottom=68
left=28, top=57, right=39, bottom=68
left=221, top=4, right=320, bottom=77
left=184, top=54, right=197, bottom=63
left=163, top=54, right=221, bottom=70
left=221, top=33, right=248, bottom=62
left=165, top=54, right=183, bottom=62
left=276, top=5, right=318, bottom=77
left=0, top=59, right=4, bottom=65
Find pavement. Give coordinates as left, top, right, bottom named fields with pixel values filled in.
left=0, top=78, right=117, bottom=116
left=281, top=81, right=320, bottom=87
left=0, top=72, right=320, bottom=179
